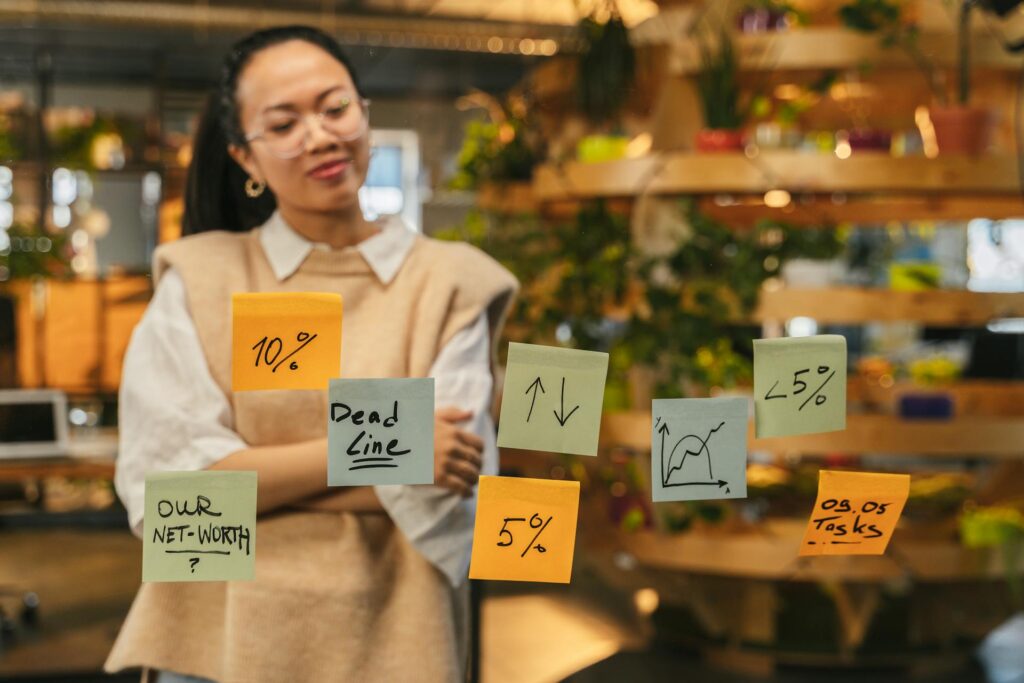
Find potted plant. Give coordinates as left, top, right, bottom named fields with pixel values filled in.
left=839, top=0, right=992, bottom=155
left=575, top=3, right=636, bottom=161
left=695, top=29, right=748, bottom=152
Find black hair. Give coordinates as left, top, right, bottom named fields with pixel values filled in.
left=182, top=25, right=363, bottom=235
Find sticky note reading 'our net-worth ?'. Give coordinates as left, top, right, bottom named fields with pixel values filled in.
left=800, top=470, right=910, bottom=556
left=232, top=292, right=342, bottom=392
left=469, top=476, right=580, bottom=584
left=753, top=334, right=847, bottom=438
left=497, top=343, right=609, bottom=457
left=652, top=397, right=748, bottom=503
left=328, top=378, right=434, bottom=486
left=143, top=471, right=257, bottom=582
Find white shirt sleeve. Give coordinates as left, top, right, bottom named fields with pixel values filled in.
left=374, top=312, right=497, bottom=587
left=114, top=268, right=248, bottom=538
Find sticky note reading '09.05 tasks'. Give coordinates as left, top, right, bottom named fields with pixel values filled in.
left=652, top=397, right=748, bottom=503
left=328, top=378, right=435, bottom=486
left=497, top=343, right=609, bottom=457
left=753, top=334, right=847, bottom=438
left=143, top=471, right=257, bottom=583
left=799, top=470, right=910, bottom=556
left=232, top=292, right=342, bottom=392
left=469, top=476, right=581, bottom=584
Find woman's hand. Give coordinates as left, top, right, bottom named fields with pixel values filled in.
left=434, top=407, right=484, bottom=497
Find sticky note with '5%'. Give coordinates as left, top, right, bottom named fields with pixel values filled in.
left=232, top=292, right=342, bottom=392
left=469, top=476, right=580, bottom=584
left=800, top=470, right=910, bottom=556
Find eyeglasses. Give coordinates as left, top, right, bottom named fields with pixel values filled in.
left=245, top=94, right=371, bottom=159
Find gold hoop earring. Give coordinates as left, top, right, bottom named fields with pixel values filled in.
left=244, top=177, right=266, bottom=198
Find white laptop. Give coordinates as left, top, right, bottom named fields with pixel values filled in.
left=0, top=389, right=69, bottom=459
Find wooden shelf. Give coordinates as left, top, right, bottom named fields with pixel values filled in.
left=601, top=412, right=1024, bottom=457
left=533, top=152, right=1021, bottom=200
left=617, top=519, right=1016, bottom=581
left=753, top=287, right=1024, bottom=325
left=849, top=379, right=1024, bottom=417
left=629, top=26, right=1023, bottom=73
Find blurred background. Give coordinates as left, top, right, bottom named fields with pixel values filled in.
left=1, top=0, right=1024, bottom=681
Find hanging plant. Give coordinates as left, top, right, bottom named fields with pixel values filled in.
left=576, top=2, right=636, bottom=127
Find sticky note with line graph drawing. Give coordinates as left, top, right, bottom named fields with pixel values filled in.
left=651, top=397, right=748, bottom=503
left=232, top=292, right=342, bottom=392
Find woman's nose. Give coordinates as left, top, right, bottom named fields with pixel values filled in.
left=303, top=115, right=339, bottom=154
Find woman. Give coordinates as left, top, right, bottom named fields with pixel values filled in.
left=105, top=25, right=517, bottom=683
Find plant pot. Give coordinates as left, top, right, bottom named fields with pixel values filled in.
left=695, top=128, right=745, bottom=153
left=928, top=105, right=992, bottom=156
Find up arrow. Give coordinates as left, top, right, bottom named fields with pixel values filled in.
left=525, top=377, right=545, bottom=422
left=553, top=377, right=580, bottom=427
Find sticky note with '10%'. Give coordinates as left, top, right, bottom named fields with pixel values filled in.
left=232, top=292, right=342, bottom=392
left=469, top=476, right=580, bottom=584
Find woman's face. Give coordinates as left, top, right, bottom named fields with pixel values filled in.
left=229, top=40, right=370, bottom=215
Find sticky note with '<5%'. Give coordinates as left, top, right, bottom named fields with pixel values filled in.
left=469, top=476, right=580, bottom=584
left=753, top=334, right=847, bottom=438
left=232, top=292, right=342, bottom=392
left=799, top=470, right=910, bottom=556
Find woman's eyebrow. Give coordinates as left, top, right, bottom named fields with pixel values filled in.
left=260, top=85, right=348, bottom=114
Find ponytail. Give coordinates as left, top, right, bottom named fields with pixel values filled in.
left=182, top=93, right=276, bottom=235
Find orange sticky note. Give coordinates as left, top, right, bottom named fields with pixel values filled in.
left=799, top=470, right=910, bottom=556
left=469, top=476, right=580, bottom=584
left=232, top=292, right=342, bottom=392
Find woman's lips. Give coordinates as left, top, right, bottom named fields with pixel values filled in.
left=307, top=159, right=351, bottom=180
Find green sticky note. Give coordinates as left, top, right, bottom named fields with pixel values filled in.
left=142, top=471, right=257, bottom=583
left=753, top=335, right=847, bottom=438
left=652, top=397, right=748, bottom=502
left=497, top=343, right=609, bottom=457
left=328, top=378, right=435, bottom=486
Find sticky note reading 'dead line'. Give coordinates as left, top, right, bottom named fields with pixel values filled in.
left=497, top=343, right=609, bottom=456
left=143, top=471, right=257, bottom=583
left=469, top=476, right=580, bottom=584
left=753, top=334, right=847, bottom=438
left=799, top=470, right=910, bottom=556
left=232, top=292, right=342, bottom=392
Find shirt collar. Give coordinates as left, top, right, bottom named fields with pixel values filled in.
left=257, top=210, right=416, bottom=284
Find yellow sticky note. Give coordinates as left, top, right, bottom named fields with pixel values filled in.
left=232, top=293, right=342, bottom=392
left=799, top=470, right=910, bottom=556
left=469, top=476, right=580, bottom=584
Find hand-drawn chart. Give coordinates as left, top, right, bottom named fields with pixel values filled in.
left=651, top=398, right=748, bottom=503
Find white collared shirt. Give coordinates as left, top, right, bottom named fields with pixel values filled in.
left=114, top=212, right=496, bottom=586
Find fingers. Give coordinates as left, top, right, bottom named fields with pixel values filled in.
left=439, top=473, right=472, bottom=497
left=436, top=406, right=473, bottom=423
left=449, top=442, right=482, bottom=469
left=455, top=429, right=484, bottom=451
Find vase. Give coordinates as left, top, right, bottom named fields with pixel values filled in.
left=928, top=105, right=992, bottom=156
left=695, top=128, right=745, bottom=153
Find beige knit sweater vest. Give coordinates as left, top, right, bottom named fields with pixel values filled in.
left=104, top=228, right=518, bottom=683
